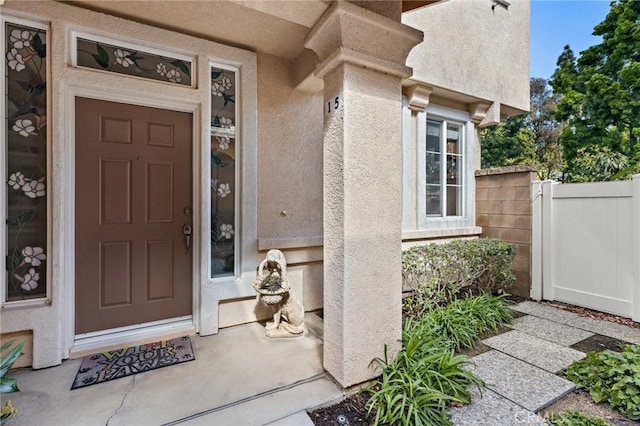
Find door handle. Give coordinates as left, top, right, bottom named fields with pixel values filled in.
left=182, top=224, right=192, bottom=255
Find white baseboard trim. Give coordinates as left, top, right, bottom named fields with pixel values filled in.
left=70, top=316, right=195, bottom=358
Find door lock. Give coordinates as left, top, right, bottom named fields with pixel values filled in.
left=182, top=224, right=192, bottom=255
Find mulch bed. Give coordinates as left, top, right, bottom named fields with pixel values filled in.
left=309, top=392, right=372, bottom=426
left=571, top=334, right=627, bottom=353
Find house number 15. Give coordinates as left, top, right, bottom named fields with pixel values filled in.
left=326, top=96, right=341, bottom=114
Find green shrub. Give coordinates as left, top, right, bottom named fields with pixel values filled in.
left=409, top=293, right=514, bottom=352
left=364, top=294, right=514, bottom=425
left=562, top=344, right=640, bottom=421
left=1, top=339, right=24, bottom=425
left=402, top=238, right=515, bottom=314
left=547, top=410, right=612, bottom=426
left=365, top=331, right=483, bottom=425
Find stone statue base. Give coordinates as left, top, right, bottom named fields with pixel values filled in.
left=265, top=324, right=306, bottom=339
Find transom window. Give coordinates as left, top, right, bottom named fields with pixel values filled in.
left=426, top=118, right=464, bottom=218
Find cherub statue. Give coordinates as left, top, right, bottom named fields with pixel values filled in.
left=254, top=249, right=305, bottom=338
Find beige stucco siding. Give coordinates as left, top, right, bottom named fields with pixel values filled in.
left=403, top=0, right=530, bottom=113
left=256, top=53, right=324, bottom=241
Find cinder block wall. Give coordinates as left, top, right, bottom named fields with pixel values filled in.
left=475, top=166, right=538, bottom=297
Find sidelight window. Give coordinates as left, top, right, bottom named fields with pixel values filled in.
left=3, top=19, right=49, bottom=302
left=210, top=66, right=236, bottom=278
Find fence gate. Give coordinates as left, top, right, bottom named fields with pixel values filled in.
left=531, top=176, right=640, bottom=322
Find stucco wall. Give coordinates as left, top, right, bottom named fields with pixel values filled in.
left=256, top=53, right=323, bottom=241
left=476, top=166, right=537, bottom=297
left=403, top=0, right=530, bottom=114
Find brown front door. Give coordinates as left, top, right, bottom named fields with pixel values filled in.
left=75, top=97, right=192, bottom=334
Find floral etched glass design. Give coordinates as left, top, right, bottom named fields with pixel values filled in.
left=5, top=22, right=48, bottom=301
left=210, top=67, right=236, bottom=277
left=76, top=38, right=192, bottom=86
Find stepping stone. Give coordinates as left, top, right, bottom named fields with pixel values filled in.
left=512, top=302, right=640, bottom=344
left=511, top=301, right=579, bottom=324
left=448, top=387, right=545, bottom=426
left=471, top=350, right=575, bottom=412
left=509, top=315, right=594, bottom=347
left=483, top=330, right=585, bottom=373
left=565, top=315, right=640, bottom=344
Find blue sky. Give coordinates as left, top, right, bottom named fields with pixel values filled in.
left=530, top=0, right=611, bottom=79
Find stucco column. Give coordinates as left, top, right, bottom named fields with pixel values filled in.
left=306, top=1, right=422, bottom=387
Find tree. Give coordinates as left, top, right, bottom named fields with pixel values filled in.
left=570, top=145, right=630, bottom=182
left=480, top=114, right=534, bottom=168
left=480, top=78, right=564, bottom=179
left=550, top=0, right=640, bottom=181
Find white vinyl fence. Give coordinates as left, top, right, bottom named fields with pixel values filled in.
left=532, top=175, right=640, bottom=322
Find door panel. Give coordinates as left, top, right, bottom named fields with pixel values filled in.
left=100, top=158, right=132, bottom=224
left=99, top=241, right=132, bottom=307
left=146, top=162, right=174, bottom=223
left=75, top=97, right=193, bottom=334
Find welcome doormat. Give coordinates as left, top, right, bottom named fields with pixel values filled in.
left=71, top=336, right=195, bottom=389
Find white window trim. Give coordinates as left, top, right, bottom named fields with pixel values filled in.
left=200, top=57, right=259, bottom=335
left=404, top=103, right=475, bottom=233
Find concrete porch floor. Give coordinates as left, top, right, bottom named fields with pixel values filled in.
left=3, top=314, right=342, bottom=425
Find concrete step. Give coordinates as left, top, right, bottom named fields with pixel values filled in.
left=265, top=411, right=315, bottom=426
left=173, top=375, right=342, bottom=425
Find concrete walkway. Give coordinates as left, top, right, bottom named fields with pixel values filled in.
left=448, top=301, right=640, bottom=425
left=3, top=313, right=342, bottom=426
left=5, top=303, right=639, bottom=425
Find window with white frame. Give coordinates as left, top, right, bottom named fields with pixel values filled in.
left=403, top=103, right=475, bottom=233
left=425, top=118, right=464, bottom=217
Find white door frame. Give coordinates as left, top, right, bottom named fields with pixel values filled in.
left=62, top=83, right=202, bottom=356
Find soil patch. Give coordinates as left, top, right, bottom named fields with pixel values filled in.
left=309, top=392, right=371, bottom=426
left=541, top=390, right=638, bottom=426
left=456, top=341, right=492, bottom=358
left=571, top=334, right=627, bottom=353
